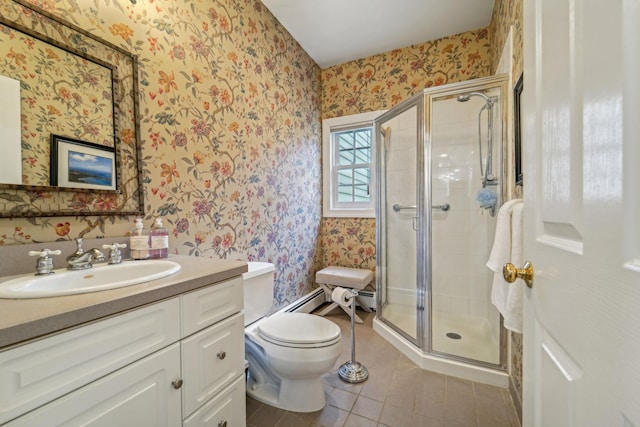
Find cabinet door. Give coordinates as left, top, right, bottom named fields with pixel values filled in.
left=182, top=312, right=245, bottom=417
left=181, top=277, right=243, bottom=337
left=6, top=344, right=182, bottom=427
left=0, top=298, right=180, bottom=425
left=183, top=374, right=246, bottom=427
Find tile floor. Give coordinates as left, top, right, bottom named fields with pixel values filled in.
left=246, top=309, right=521, bottom=427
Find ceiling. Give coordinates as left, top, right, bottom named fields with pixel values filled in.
left=260, top=0, right=496, bottom=68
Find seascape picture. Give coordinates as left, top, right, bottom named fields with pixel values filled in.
left=67, top=151, right=113, bottom=186
left=50, top=134, right=117, bottom=190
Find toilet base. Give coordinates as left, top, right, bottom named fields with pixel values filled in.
left=246, top=373, right=327, bottom=413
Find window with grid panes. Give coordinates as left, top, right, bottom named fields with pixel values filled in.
left=335, top=127, right=372, bottom=203
left=322, top=111, right=382, bottom=217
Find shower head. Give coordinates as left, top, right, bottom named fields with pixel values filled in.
left=457, top=92, right=493, bottom=104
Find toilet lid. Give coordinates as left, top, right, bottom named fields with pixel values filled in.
left=257, top=312, right=341, bottom=348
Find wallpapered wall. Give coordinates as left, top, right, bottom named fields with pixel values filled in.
left=0, top=24, right=113, bottom=187
left=490, top=0, right=524, bottom=409
left=0, top=2, right=141, bottom=216
left=490, top=0, right=523, bottom=82
left=0, top=0, right=323, bottom=308
left=319, top=29, right=492, bottom=279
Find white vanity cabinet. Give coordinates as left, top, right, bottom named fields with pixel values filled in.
left=0, top=276, right=245, bottom=427
left=180, top=276, right=245, bottom=424
left=5, top=343, right=183, bottom=427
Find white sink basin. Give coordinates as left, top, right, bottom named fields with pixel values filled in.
left=0, top=260, right=181, bottom=299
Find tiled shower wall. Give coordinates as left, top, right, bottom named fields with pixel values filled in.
left=430, top=94, right=501, bottom=345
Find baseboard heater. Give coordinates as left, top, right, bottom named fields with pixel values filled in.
left=357, top=290, right=377, bottom=311
left=283, top=288, right=377, bottom=314
left=282, top=288, right=326, bottom=314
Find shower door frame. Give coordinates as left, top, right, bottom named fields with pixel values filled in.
left=375, top=75, right=510, bottom=371
left=375, top=92, right=427, bottom=349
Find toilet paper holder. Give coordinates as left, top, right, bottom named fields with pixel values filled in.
left=333, top=287, right=369, bottom=383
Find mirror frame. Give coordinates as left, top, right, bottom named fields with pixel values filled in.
left=0, top=0, right=143, bottom=218
left=513, top=73, right=524, bottom=187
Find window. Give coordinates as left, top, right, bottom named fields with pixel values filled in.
left=322, top=111, right=383, bottom=217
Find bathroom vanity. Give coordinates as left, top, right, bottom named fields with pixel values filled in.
left=0, top=255, right=247, bottom=426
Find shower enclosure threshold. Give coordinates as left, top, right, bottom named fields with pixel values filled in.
left=373, top=318, right=509, bottom=387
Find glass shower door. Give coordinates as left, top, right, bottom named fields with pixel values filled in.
left=428, top=88, right=502, bottom=365
left=376, top=101, right=421, bottom=343
left=375, top=76, right=508, bottom=372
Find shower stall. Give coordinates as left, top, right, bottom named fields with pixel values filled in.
left=374, top=75, right=509, bottom=385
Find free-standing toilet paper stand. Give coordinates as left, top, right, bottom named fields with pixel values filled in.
left=315, top=266, right=373, bottom=323
left=338, top=288, right=369, bottom=383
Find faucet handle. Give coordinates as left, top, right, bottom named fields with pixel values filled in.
left=68, top=237, right=85, bottom=258
left=102, top=243, right=127, bottom=264
left=28, top=249, right=61, bottom=275
left=102, top=243, right=127, bottom=250
left=29, top=249, right=62, bottom=257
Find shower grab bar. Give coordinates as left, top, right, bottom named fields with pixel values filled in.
left=392, top=203, right=450, bottom=212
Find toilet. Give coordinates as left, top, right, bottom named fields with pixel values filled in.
left=243, top=262, right=342, bottom=413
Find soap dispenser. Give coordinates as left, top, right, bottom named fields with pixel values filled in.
left=129, top=218, right=150, bottom=260
left=150, top=218, right=169, bottom=259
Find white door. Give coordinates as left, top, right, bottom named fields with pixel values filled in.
left=522, top=0, right=640, bottom=426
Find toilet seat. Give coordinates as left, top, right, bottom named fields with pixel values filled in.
left=257, top=312, right=341, bottom=348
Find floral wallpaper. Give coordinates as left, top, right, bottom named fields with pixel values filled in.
left=0, top=0, right=323, bottom=308
left=490, top=0, right=523, bottom=83
left=320, top=217, right=376, bottom=283
left=0, top=23, right=114, bottom=186
left=0, top=1, right=141, bottom=216
left=321, top=29, right=492, bottom=120
left=491, top=0, right=524, bottom=410
left=319, top=29, right=492, bottom=276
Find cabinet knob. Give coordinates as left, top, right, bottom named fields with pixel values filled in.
left=218, top=420, right=227, bottom=427
left=171, top=378, right=183, bottom=389
left=217, top=351, right=226, bottom=360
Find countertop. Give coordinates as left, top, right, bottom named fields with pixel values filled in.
left=0, top=255, right=247, bottom=350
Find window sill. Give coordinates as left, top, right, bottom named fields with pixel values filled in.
left=322, top=209, right=375, bottom=218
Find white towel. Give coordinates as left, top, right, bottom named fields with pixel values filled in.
left=504, top=201, right=524, bottom=332
left=486, top=198, right=524, bottom=333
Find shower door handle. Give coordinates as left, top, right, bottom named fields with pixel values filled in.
left=393, top=203, right=451, bottom=212
left=432, top=203, right=450, bottom=212
left=393, top=204, right=416, bottom=211
left=412, top=217, right=419, bottom=231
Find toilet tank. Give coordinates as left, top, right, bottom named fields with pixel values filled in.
left=242, top=262, right=275, bottom=326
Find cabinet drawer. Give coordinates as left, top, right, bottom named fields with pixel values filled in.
left=181, top=312, right=245, bottom=417
left=183, top=374, right=246, bottom=427
left=6, top=343, right=182, bottom=427
left=0, top=298, right=180, bottom=425
left=181, top=277, right=243, bottom=337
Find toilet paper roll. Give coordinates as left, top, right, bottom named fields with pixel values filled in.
left=331, top=286, right=353, bottom=308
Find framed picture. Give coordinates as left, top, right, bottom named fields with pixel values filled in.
left=50, top=134, right=117, bottom=191
left=513, top=73, right=524, bottom=187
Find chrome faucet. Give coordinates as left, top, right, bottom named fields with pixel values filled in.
left=29, top=249, right=62, bottom=275
left=102, top=243, right=127, bottom=265
left=67, top=238, right=105, bottom=270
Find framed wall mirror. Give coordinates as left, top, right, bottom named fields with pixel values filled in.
left=513, top=73, right=523, bottom=187
left=0, top=0, right=143, bottom=218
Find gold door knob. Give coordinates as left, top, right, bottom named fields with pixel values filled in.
left=503, top=261, right=534, bottom=288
